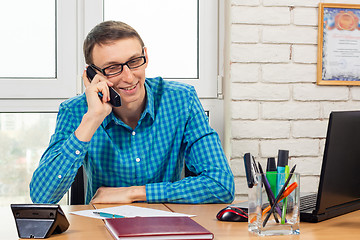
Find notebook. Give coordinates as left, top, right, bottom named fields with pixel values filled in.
left=104, top=216, right=214, bottom=240
left=300, top=111, right=360, bottom=222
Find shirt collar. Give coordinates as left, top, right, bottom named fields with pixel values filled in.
left=102, top=79, right=155, bottom=129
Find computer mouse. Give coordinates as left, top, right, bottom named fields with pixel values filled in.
left=216, top=206, right=248, bottom=222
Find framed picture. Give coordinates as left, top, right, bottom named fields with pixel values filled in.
left=317, top=3, right=360, bottom=85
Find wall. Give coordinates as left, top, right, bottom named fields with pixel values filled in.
left=228, top=0, right=360, bottom=200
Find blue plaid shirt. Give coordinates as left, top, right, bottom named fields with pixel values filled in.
left=30, top=77, right=234, bottom=204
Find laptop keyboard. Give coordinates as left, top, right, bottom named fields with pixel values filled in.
left=300, top=193, right=317, bottom=211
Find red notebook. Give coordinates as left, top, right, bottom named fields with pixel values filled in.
left=105, top=216, right=214, bottom=240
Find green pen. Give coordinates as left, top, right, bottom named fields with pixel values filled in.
left=266, top=158, right=277, bottom=197
left=281, top=165, right=290, bottom=224
left=93, top=211, right=125, bottom=218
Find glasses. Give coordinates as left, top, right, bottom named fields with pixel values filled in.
left=90, top=55, right=146, bottom=76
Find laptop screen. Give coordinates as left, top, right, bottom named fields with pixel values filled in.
left=316, top=111, right=360, bottom=214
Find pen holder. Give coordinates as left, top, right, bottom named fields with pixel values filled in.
left=248, top=173, right=300, bottom=236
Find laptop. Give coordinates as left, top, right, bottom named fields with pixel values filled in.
left=300, top=111, right=360, bottom=222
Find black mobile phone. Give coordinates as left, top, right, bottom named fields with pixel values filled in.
left=86, top=66, right=121, bottom=107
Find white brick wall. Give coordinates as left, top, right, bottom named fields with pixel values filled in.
left=293, top=7, right=318, bottom=26
left=232, top=7, right=290, bottom=25
left=231, top=44, right=290, bottom=63
left=292, top=45, right=317, bottom=63
left=232, top=120, right=291, bottom=139
left=262, top=64, right=316, bottom=83
left=261, top=102, right=320, bottom=119
left=262, top=0, right=320, bottom=7
left=231, top=64, right=260, bottom=83
left=228, top=0, right=360, bottom=199
left=262, top=26, right=317, bottom=44
left=232, top=83, right=290, bottom=100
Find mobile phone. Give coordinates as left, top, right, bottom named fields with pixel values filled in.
left=86, top=66, right=121, bottom=107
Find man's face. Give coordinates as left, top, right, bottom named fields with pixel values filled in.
left=92, top=38, right=148, bottom=107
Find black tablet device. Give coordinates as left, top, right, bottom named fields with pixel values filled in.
left=11, top=204, right=69, bottom=239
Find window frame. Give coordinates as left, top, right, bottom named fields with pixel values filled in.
left=84, top=0, right=219, bottom=98
left=0, top=0, right=78, bottom=105
left=0, top=0, right=225, bottom=206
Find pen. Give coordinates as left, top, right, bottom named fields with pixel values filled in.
left=93, top=211, right=125, bottom=218
left=266, top=157, right=277, bottom=198
left=281, top=165, right=290, bottom=224
left=257, top=163, right=282, bottom=222
left=263, top=164, right=296, bottom=227
left=250, top=181, right=298, bottom=223
left=276, top=150, right=289, bottom=196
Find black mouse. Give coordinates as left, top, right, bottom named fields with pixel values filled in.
left=216, top=206, right=248, bottom=222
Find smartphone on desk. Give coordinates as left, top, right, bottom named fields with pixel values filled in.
left=86, top=66, right=122, bottom=107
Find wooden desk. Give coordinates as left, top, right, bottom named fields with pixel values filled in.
left=165, top=203, right=360, bottom=240
left=166, top=203, right=249, bottom=240
left=1, top=205, right=111, bottom=240
left=3, top=203, right=360, bottom=240
left=2, top=203, right=172, bottom=240
left=92, top=202, right=171, bottom=212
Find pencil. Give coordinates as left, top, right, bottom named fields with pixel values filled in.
left=281, top=165, right=290, bottom=224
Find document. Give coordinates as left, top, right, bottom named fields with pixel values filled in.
left=322, top=8, right=360, bottom=81
left=70, top=205, right=195, bottom=219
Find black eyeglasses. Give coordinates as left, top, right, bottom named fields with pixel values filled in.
left=90, top=55, right=146, bottom=76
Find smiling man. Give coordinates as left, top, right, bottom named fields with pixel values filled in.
left=30, top=21, right=235, bottom=204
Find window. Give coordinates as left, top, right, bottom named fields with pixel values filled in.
left=0, top=0, right=224, bottom=206
left=0, top=113, right=67, bottom=206
left=0, top=0, right=77, bottom=103
left=84, top=0, right=220, bottom=98
left=0, top=0, right=77, bottom=206
left=0, top=1, right=55, bottom=78
left=104, top=0, right=198, bottom=80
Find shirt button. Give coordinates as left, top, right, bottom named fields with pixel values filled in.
left=132, top=131, right=136, bottom=136
left=136, top=158, right=141, bottom=162
left=75, top=150, right=80, bottom=155
left=58, top=175, right=62, bottom=179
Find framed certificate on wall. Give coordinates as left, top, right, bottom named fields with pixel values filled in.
left=317, top=3, right=360, bottom=85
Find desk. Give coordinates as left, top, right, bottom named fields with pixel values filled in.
left=1, top=205, right=111, bottom=240
left=166, top=203, right=360, bottom=240
left=2, top=203, right=360, bottom=240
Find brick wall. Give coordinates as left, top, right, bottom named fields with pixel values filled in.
left=229, top=0, right=360, bottom=200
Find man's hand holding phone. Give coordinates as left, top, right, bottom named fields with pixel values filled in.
left=86, top=66, right=121, bottom=107
left=74, top=69, right=114, bottom=142
left=83, top=68, right=113, bottom=119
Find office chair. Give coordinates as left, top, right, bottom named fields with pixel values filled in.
left=70, top=166, right=85, bottom=205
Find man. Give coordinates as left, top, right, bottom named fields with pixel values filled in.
left=30, top=21, right=234, bottom=204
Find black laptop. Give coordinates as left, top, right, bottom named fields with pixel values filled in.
left=300, top=111, right=360, bottom=222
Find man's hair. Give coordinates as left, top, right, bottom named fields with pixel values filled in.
left=83, top=20, right=145, bottom=65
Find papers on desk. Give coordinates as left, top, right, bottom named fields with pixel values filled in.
left=70, top=205, right=195, bottom=219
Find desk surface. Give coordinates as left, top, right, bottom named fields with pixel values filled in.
left=2, top=203, right=360, bottom=240
left=166, top=203, right=360, bottom=240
